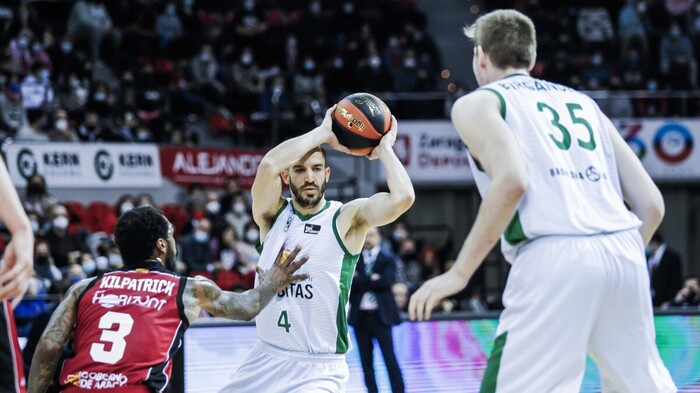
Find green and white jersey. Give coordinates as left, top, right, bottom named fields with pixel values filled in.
left=254, top=198, right=359, bottom=354
left=472, top=74, right=642, bottom=262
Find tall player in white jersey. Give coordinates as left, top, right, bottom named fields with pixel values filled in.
left=219, top=107, right=414, bottom=392
left=409, top=10, right=676, bottom=393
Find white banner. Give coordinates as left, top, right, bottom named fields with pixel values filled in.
left=382, top=119, right=700, bottom=185
left=5, top=142, right=162, bottom=188
left=614, top=119, right=700, bottom=180
left=382, top=120, right=474, bottom=185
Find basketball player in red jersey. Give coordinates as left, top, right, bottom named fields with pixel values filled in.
left=0, top=156, right=34, bottom=393
left=27, top=206, right=308, bottom=393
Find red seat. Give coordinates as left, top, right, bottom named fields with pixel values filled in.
left=161, top=203, right=189, bottom=236
left=86, top=201, right=118, bottom=234
left=62, top=200, right=87, bottom=235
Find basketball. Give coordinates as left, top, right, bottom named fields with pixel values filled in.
left=331, top=93, right=392, bottom=156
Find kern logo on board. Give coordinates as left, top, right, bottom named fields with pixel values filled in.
left=94, top=150, right=114, bottom=181
left=304, top=224, right=321, bottom=235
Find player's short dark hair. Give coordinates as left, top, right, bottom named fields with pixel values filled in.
left=114, top=205, right=169, bottom=265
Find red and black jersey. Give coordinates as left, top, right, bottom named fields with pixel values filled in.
left=60, top=262, right=188, bottom=393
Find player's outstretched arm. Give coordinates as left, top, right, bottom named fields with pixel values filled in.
left=604, top=116, right=664, bottom=244
left=409, top=90, right=529, bottom=321
left=252, top=106, right=348, bottom=232
left=0, top=156, right=34, bottom=306
left=28, top=279, right=93, bottom=393
left=184, top=245, right=309, bottom=322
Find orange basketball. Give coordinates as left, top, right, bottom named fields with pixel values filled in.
left=331, top=93, right=392, bottom=156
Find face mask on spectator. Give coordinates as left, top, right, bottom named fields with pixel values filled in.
left=200, top=52, right=211, bottom=61
left=304, top=59, right=315, bottom=71
left=40, top=69, right=50, bottom=82
left=389, top=37, right=399, bottom=48
left=244, top=0, right=254, bottom=10
left=245, top=228, right=259, bottom=244
left=404, top=58, right=416, bottom=68
left=343, top=2, right=354, bottom=13
left=94, top=92, right=107, bottom=102
left=233, top=201, right=246, bottom=215
left=82, top=258, right=97, bottom=275
left=37, top=255, right=50, bottom=265
left=55, top=118, right=68, bottom=131
left=137, top=129, right=150, bottom=140
left=18, top=37, right=28, bottom=48
left=333, top=58, right=344, bottom=69
left=194, top=230, right=209, bottom=243
left=670, top=26, right=681, bottom=37
left=120, top=202, right=134, bottom=215
left=109, top=253, right=123, bottom=267
left=310, top=2, right=321, bottom=14
left=392, top=228, right=407, bottom=242
left=32, top=42, right=43, bottom=53
left=241, top=53, right=252, bottom=65
left=166, top=5, right=176, bottom=16
left=61, top=41, right=72, bottom=53
left=31, top=220, right=40, bottom=234
left=591, top=54, right=603, bottom=66
left=206, top=200, right=221, bottom=214
left=53, top=215, right=69, bottom=230
left=369, top=56, right=381, bottom=69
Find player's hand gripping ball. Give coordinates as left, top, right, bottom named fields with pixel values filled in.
left=331, top=92, right=392, bottom=156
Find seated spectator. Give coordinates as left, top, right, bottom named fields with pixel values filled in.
left=155, top=2, right=183, bottom=48
left=15, top=109, right=49, bottom=141
left=48, top=108, right=79, bottom=141
left=213, top=226, right=256, bottom=290
left=33, top=241, right=62, bottom=294
left=43, top=204, right=87, bottom=269
left=582, top=50, right=612, bottom=90
left=135, top=193, right=156, bottom=208
left=230, top=47, right=265, bottom=113
left=660, top=22, right=697, bottom=89
left=21, top=63, right=55, bottom=110
left=114, top=194, right=135, bottom=218
left=7, top=29, right=34, bottom=75
left=392, top=282, right=409, bottom=312
left=0, top=82, right=28, bottom=136
left=395, top=237, right=422, bottom=292
left=22, top=174, right=57, bottom=217
left=180, top=217, right=215, bottom=274
left=47, top=34, right=86, bottom=86
left=77, top=110, right=105, bottom=142
left=666, top=276, right=700, bottom=308
left=224, top=192, right=252, bottom=240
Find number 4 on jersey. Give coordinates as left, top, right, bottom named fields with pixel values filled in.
left=277, top=310, right=291, bottom=333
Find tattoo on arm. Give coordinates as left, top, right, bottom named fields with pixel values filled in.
left=191, top=277, right=279, bottom=321
left=28, top=280, right=89, bottom=393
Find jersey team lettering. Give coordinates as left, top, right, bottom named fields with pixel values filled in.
left=64, top=371, right=128, bottom=389
left=91, top=290, right=168, bottom=310
left=99, top=276, right=175, bottom=296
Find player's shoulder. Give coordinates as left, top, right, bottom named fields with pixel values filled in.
left=452, top=89, right=502, bottom=120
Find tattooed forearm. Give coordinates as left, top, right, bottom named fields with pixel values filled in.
left=190, top=276, right=280, bottom=321
left=28, top=281, right=85, bottom=393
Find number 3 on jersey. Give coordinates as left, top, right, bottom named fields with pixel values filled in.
left=277, top=310, right=291, bottom=333
left=537, top=102, right=596, bottom=151
left=90, top=311, right=134, bottom=364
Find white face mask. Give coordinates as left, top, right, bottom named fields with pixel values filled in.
left=31, top=220, right=40, bottom=233
left=109, top=253, right=123, bottom=267
left=82, top=259, right=96, bottom=275
left=206, top=200, right=221, bottom=214
left=245, top=229, right=259, bottom=243
left=53, top=215, right=69, bottom=230
left=194, top=230, right=209, bottom=243
left=55, top=118, right=68, bottom=131
left=120, top=202, right=134, bottom=215
left=233, top=201, right=246, bottom=214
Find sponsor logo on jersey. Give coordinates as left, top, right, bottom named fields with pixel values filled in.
left=277, top=282, right=313, bottom=299
left=64, top=371, right=128, bottom=389
left=303, top=223, right=321, bottom=235
left=92, top=290, right=168, bottom=310
left=99, top=276, right=175, bottom=296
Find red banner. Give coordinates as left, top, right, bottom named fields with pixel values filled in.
left=159, top=147, right=265, bottom=188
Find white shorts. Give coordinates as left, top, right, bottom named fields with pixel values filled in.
left=217, top=341, right=349, bottom=393
left=483, top=229, right=677, bottom=393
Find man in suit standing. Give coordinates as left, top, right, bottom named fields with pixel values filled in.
left=647, top=232, right=683, bottom=307
left=349, top=227, right=405, bottom=393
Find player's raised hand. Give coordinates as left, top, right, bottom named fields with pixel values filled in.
left=368, top=115, right=398, bottom=160
left=408, top=270, right=466, bottom=321
left=0, top=235, right=34, bottom=308
left=264, top=245, right=310, bottom=291
left=319, top=105, right=351, bottom=154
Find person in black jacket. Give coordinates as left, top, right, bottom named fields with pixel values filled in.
left=647, top=232, right=683, bottom=307
left=349, top=227, right=404, bottom=393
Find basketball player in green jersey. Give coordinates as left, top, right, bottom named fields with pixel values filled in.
left=218, top=107, right=414, bottom=392
left=409, top=10, right=676, bottom=393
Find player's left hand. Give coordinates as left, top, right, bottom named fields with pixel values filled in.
left=320, top=105, right=351, bottom=154
left=368, top=115, right=397, bottom=160
left=408, top=271, right=466, bottom=321
left=0, top=237, right=34, bottom=308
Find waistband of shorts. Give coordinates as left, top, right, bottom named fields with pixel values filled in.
left=256, top=340, right=346, bottom=362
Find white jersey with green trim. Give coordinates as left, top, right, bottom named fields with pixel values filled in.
left=471, top=74, right=642, bottom=262
left=254, top=198, right=359, bottom=354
